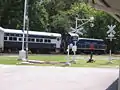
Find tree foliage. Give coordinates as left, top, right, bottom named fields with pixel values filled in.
left=0, top=0, right=24, bottom=29
left=28, top=0, right=49, bottom=31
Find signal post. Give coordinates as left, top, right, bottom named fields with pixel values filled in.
left=106, top=25, right=116, bottom=63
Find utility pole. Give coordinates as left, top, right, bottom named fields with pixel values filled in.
left=18, top=0, right=28, bottom=61
left=25, top=0, right=29, bottom=61
left=22, top=0, right=28, bottom=51
left=26, top=16, right=29, bottom=61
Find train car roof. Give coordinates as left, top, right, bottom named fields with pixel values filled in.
left=68, top=32, right=79, bottom=37
left=2, top=28, right=61, bottom=37
left=0, top=27, right=4, bottom=32
left=78, top=38, right=104, bottom=41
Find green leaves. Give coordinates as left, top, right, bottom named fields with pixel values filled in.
left=29, top=1, right=49, bottom=31
left=50, top=12, right=71, bottom=33
left=0, top=0, right=24, bottom=29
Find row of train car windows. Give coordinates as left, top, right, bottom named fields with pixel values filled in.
left=4, top=37, right=51, bottom=43
left=4, top=33, right=57, bottom=39
left=5, top=33, right=22, bottom=37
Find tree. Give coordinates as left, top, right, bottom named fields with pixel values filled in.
left=0, top=0, right=49, bottom=31
left=0, top=0, right=24, bottom=29
left=50, top=12, right=71, bottom=33
left=28, top=0, right=49, bottom=31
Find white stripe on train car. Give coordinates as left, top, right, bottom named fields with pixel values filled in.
left=68, top=32, right=79, bottom=37
left=78, top=38, right=103, bottom=41
left=2, top=28, right=61, bottom=37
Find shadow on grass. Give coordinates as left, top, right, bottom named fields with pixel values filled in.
left=106, top=78, right=118, bottom=90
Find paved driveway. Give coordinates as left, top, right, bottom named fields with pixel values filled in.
left=0, top=65, right=119, bottom=90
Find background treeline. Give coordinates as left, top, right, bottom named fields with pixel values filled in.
left=0, top=0, right=120, bottom=53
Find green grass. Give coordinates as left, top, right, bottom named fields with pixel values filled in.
left=0, top=54, right=119, bottom=68
left=0, top=56, right=20, bottom=64
left=29, top=55, right=66, bottom=62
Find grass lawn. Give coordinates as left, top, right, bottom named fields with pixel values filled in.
left=0, top=54, right=119, bottom=68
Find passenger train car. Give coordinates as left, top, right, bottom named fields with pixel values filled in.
left=0, top=27, right=61, bottom=53
left=76, top=38, right=107, bottom=54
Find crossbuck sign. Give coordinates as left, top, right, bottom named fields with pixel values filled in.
left=107, top=25, right=116, bottom=36
left=70, top=27, right=84, bottom=35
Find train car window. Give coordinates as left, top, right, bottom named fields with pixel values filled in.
left=5, top=33, right=9, bottom=36
left=9, top=33, right=11, bottom=36
left=48, top=39, right=51, bottom=43
left=57, top=38, right=60, bottom=41
left=4, top=33, right=7, bottom=36
left=19, top=34, right=22, bottom=37
left=9, top=37, right=12, bottom=40
left=28, top=38, right=33, bottom=42
left=85, top=42, right=90, bottom=44
left=36, top=39, right=39, bottom=42
left=4, top=37, right=7, bottom=40
left=10, top=33, right=14, bottom=36
left=13, top=34, right=16, bottom=36
left=40, top=39, right=43, bottom=42
left=29, top=35, right=56, bottom=39
left=28, top=38, right=30, bottom=41
left=7, top=33, right=10, bottom=36
left=44, top=39, right=47, bottom=42
left=31, top=38, right=34, bottom=42
left=16, top=34, right=19, bottom=37
left=19, top=38, right=22, bottom=41
left=13, top=37, right=17, bottom=41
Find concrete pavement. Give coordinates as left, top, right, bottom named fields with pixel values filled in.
left=0, top=65, right=119, bottom=90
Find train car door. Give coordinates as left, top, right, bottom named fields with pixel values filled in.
left=56, top=37, right=61, bottom=52
left=0, top=28, right=4, bottom=52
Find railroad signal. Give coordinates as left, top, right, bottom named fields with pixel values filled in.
left=107, top=25, right=116, bottom=41
left=106, top=25, right=116, bottom=63
left=65, top=16, right=94, bottom=65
